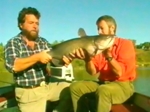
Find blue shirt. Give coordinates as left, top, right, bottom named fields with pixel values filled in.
left=4, top=33, right=52, bottom=86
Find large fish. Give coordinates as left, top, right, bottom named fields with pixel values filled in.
left=48, top=34, right=115, bottom=67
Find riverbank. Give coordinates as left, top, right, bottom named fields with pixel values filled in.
left=136, top=49, right=150, bottom=67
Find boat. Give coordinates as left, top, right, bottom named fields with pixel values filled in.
left=0, top=82, right=150, bottom=112
left=0, top=66, right=150, bottom=112
left=0, top=85, right=150, bottom=112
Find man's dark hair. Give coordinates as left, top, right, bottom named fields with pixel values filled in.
left=96, top=15, right=117, bottom=34
left=17, top=7, right=41, bottom=30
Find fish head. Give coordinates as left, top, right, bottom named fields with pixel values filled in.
left=94, top=35, right=115, bottom=55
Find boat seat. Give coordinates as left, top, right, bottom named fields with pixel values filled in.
left=0, top=91, right=15, bottom=103
left=0, top=106, right=20, bottom=112
left=0, top=91, right=16, bottom=110
left=111, top=93, right=149, bottom=112
left=86, top=93, right=147, bottom=112
left=111, top=104, right=147, bottom=112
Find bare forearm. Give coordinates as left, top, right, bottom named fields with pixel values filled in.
left=108, top=58, right=122, bottom=77
left=13, top=54, right=39, bottom=72
left=103, top=48, right=122, bottom=77
left=85, top=60, right=97, bottom=75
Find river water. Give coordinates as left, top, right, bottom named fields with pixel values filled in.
left=133, top=67, right=150, bottom=97
left=0, top=67, right=150, bottom=97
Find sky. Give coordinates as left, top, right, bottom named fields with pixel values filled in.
left=0, top=0, right=150, bottom=45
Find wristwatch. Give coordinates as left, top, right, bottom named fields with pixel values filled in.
left=106, top=57, right=113, bottom=61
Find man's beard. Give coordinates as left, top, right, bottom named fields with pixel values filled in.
left=23, top=30, right=39, bottom=41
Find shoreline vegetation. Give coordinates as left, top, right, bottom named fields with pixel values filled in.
left=0, top=42, right=150, bottom=86
left=1, top=48, right=150, bottom=68
left=136, top=49, right=150, bottom=67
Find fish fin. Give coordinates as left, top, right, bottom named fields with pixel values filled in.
left=78, top=28, right=87, bottom=37
left=50, top=58, right=64, bottom=67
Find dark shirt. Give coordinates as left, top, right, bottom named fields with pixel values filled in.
left=5, top=33, right=51, bottom=86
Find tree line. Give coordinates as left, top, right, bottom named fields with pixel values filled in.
left=125, top=39, right=150, bottom=50
left=0, top=40, right=150, bottom=60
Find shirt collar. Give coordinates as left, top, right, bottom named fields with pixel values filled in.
left=113, top=37, right=119, bottom=47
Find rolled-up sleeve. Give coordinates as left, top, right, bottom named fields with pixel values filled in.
left=4, top=40, right=20, bottom=73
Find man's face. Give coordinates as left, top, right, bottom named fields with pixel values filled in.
left=20, top=14, right=39, bottom=40
left=97, top=20, right=115, bottom=35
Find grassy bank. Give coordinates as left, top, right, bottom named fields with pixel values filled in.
left=0, top=48, right=150, bottom=87
left=0, top=60, right=14, bottom=87
left=136, top=49, right=150, bottom=67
